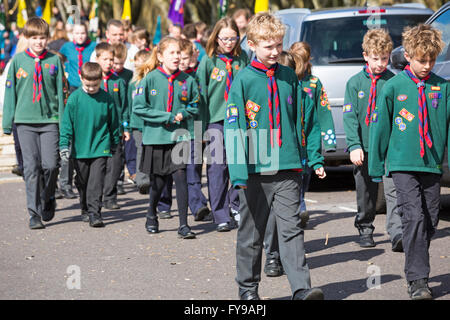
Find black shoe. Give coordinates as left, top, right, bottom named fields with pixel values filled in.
left=42, top=198, right=56, bottom=222
left=138, top=184, right=150, bottom=195
left=217, top=222, right=231, bottom=232
left=11, top=165, right=23, bottom=177
left=203, top=212, right=213, bottom=221
left=145, top=216, right=159, bottom=233
left=293, top=288, right=324, bottom=300
left=89, top=215, right=104, bottom=228
left=359, top=234, right=376, bottom=248
left=240, top=290, right=260, bottom=300
left=117, top=184, right=126, bottom=195
left=81, top=211, right=90, bottom=222
left=264, top=258, right=284, bottom=277
left=300, top=210, right=309, bottom=229
left=61, top=188, right=77, bottom=199
left=29, top=216, right=45, bottom=229
left=194, top=206, right=210, bottom=221
left=408, top=279, right=432, bottom=300
left=392, top=234, right=403, bottom=252
left=157, top=211, right=172, bottom=219
left=178, top=225, right=196, bottom=239
left=104, top=200, right=120, bottom=210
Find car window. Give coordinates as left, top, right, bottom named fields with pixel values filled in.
left=431, top=9, right=450, bottom=62
left=301, top=15, right=430, bottom=65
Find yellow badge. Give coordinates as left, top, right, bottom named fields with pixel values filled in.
left=399, top=108, right=415, bottom=122
left=431, top=86, right=440, bottom=91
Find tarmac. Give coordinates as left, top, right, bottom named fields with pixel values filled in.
left=0, top=170, right=449, bottom=301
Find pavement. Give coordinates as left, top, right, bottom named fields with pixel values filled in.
left=0, top=169, right=449, bottom=301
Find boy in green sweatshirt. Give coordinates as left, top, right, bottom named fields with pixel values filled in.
left=60, top=62, right=120, bottom=227
left=2, top=18, right=64, bottom=229
left=368, top=24, right=448, bottom=300
left=95, top=42, right=129, bottom=210
left=343, top=29, right=403, bottom=249
left=224, top=13, right=324, bottom=301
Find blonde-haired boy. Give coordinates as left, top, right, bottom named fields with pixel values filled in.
left=224, top=12, right=324, bottom=300
left=369, top=24, right=447, bottom=300
left=343, top=28, right=402, bottom=249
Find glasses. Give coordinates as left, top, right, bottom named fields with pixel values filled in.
left=218, top=36, right=239, bottom=43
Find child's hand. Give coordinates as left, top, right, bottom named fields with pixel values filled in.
left=174, top=113, right=183, bottom=122
left=315, top=166, right=326, bottom=179
left=123, top=131, right=130, bottom=141
left=350, top=148, right=364, bottom=166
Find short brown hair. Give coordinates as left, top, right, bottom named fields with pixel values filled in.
left=232, top=8, right=252, bottom=21
left=362, top=28, right=393, bottom=56
left=132, top=27, right=150, bottom=43
left=402, top=24, right=445, bottom=60
left=179, top=38, right=194, bottom=55
left=246, top=12, right=285, bottom=44
left=81, top=62, right=102, bottom=81
left=23, top=17, right=50, bottom=38
left=182, top=23, right=197, bottom=40
left=206, top=17, right=241, bottom=57
left=112, top=42, right=128, bottom=61
left=107, top=19, right=124, bottom=31
left=95, top=42, right=114, bottom=58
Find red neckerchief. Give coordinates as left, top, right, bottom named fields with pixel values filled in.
left=102, top=70, right=115, bottom=92
left=157, top=66, right=182, bottom=112
left=363, top=64, right=385, bottom=126
left=218, top=54, right=234, bottom=101
left=74, top=39, right=91, bottom=75
left=404, top=64, right=432, bottom=158
left=25, top=49, right=48, bottom=103
left=250, top=58, right=281, bottom=147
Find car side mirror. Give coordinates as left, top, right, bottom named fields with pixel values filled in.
left=391, top=46, right=408, bottom=70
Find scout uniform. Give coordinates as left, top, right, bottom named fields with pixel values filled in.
left=2, top=49, right=65, bottom=226
left=100, top=71, right=128, bottom=207
left=368, top=67, right=449, bottom=283
left=59, top=39, right=96, bottom=90
left=133, top=67, right=199, bottom=235
left=196, top=52, right=248, bottom=226
left=343, top=65, right=402, bottom=243
left=224, top=60, right=315, bottom=298
left=60, top=88, right=120, bottom=223
left=129, top=79, right=172, bottom=210
left=115, top=67, right=133, bottom=86
left=263, top=80, right=324, bottom=271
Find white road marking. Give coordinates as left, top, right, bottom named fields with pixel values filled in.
left=338, top=206, right=358, bottom=213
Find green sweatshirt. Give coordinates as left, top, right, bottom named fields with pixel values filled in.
left=2, top=51, right=65, bottom=133
left=100, top=72, right=129, bottom=133
left=300, top=82, right=325, bottom=170
left=196, top=52, right=248, bottom=124
left=368, top=71, right=450, bottom=178
left=133, top=69, right=200, bottom=145
left=343, top=68, right=394, bottom=152
left=60, top=88, right=120, bottom=159
left=128, top=80, right=143, bottom=131
left=116, top=68, right=133, bottom=86
left=224, top=64, right=308, bottom=188
left=301, top=74, right=336, bottom=151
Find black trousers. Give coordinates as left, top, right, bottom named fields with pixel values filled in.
left=391, top=171, right=441, bottom=282
left=74, top=157, right=107, bottom=217
left=103, top=140, right=124, bottom=202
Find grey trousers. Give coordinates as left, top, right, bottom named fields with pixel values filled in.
left=17, top=124, right=59, bottom=218
left=236, top=171, right=311, bottom=295
left=383, top=175, right=403, bottom=241
left=58, top=145, right=74, bottom=190
left=103, top=139, right=124, bottom=202
left=132, top=129, right=150, bottom=188
left=392, top=172, right=441, bottom=282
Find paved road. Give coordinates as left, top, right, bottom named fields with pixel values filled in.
left=0, top=168, right=449, bottom=300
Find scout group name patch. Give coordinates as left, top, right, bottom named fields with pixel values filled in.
left=399, top=108, right=414, bottom=122
left=431, top=86, right=440, bottom=91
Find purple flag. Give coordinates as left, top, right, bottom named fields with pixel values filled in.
left=168, top=0, right=186, bottom=27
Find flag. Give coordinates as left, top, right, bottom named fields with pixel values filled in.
left=121, top=0, right=131, bottom=21
left=219, top=0, right=228, bottom=19
left=89, top=0, right=99, bottom=40
left=168, top=0, right=185, bottom=28
left=17, top=0, right=28, bottom=28
left=254, top=0, right=269, bottom=13
left=153, top=15, right=162, bottom=45
left=42, top=0, right=53, bottom=24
